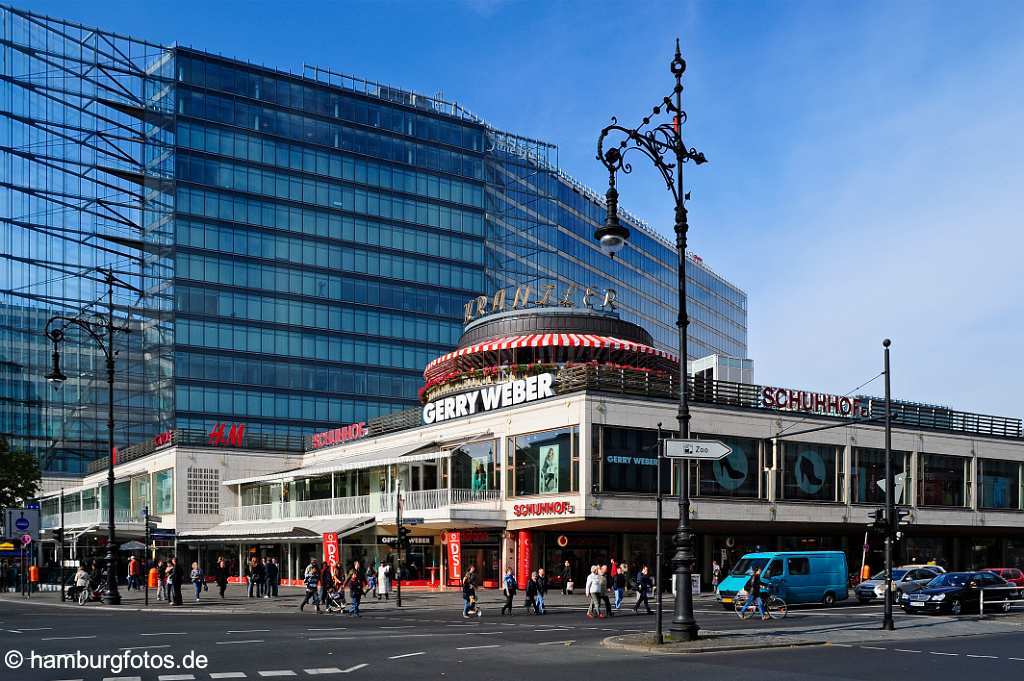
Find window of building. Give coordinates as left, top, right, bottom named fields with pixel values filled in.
left=187, top=467, right=220, bottom=515
left=978, top=459, right=1021, bottom=510
left=851, top=448, right=910, bottom=504
left=507, top=427, right=578, bottom=497
left=451, top=440, right=500, bottom=492
left=596, top=427, right=671, bottom=494
left=240, top=482, right=271, bottom=506
left=781, top=442, right=838, bottom=502
left=918, top=454, right=967, bottom=507
left=153, top=468, right=175, bottom=514
left=696, top=435, right=759, bottom=498
left=130, top=475, right=151, bottom=515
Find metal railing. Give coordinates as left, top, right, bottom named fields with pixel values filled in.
left=220, top=487, right=501, bottom=523
left=41, top=508, right=137, bottom=529
left=977, top=587, right=1024, bottom=617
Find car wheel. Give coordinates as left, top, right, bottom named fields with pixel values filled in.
left=895, top=589, right=903, bottom=600
left=950, top=599, right=962, bottom=616
left=822, top=592, right=836, bottom=607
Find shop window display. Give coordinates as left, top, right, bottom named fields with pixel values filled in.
left=781, top=442, right=838, bottom=502
left=978, top=459, right=1021, bottom=510
left=598, top=427, right=671, bottom=494
left=696, top=434, right=759, bottom=498
left=508, top=427, right=578, bottom=497
left=451, top=440, right=500, bottom=491
left=851, top=448, right=909, bottom=504
left=918, top=454, right=967, bottom=507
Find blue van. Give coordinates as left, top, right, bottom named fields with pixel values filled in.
left=715, top=551, right=849, bottom=609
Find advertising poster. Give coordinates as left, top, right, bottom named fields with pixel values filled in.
left=322, top=532, right=340, bottom=567
left=471, top=456, right=489, bottom=492
left=539, top=444, right=560, bottom=493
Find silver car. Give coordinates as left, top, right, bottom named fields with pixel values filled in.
left=855, top=567, right=943, bottom=603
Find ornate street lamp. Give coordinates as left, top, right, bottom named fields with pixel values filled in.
left=44, top=266, right=141, bottom=606
left=596, top=39, right=707, bottom=642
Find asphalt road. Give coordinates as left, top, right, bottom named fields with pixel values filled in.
left=2, top=597, right=1021, bottom=681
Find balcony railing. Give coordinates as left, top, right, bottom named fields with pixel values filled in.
left=220, top=488, right=501, bottom=523
left=41, top=508, right=137, bottom=529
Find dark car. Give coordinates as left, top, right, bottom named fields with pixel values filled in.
left=900, top=571, right=1022, bottom=616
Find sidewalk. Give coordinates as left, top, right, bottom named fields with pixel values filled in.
left=602, top=611, right=1024, bottom=655
left=2, top=584, right=699, bottom=615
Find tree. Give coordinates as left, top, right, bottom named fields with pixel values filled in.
left=0, top=436, right=41, bottom=508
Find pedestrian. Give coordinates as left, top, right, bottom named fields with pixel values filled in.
left=501, top=567, right=517, bottom=615
left=525, top=571, right=539, bottom=615
left=300, top=559, right=321, bottom=613
left=535, top=567, right=548, bottom=615
left=599, top=564, right=614, bottom=617
left=366, top=561, right=377, bottom=596
left=332, top=562, right=347, bottom=605
left=712, top=560, right=722, bottom=592
left=377, top=560, right=391, bottom=600
left=266, top=558, right=279, bottom=598
left=612, top=564, right=627, bottom=610
left=190, top=561, right=204, bottom=602
left=246, top=558, right=258, bottom=598
left=346, top=560, right=366, bottom=616
left=586, top=566, right=602, bottom=618
left=319, top=560, right=334, bottom=610
left=256, top=558, right=267, bottom=598
left=619, top=562, right=631, bottom=597
left=156, top=560, right=167, bottom=601
left=214, top=557, right=228, bottom=598
left=561, top=560, right=573, bottom=595
left=462, top=565, right=481, bottom=618
left=169, top=557, right=183, bottom=606
left=127, top=555, right=140, bottom=591
left=741, top=566, right=767, bottom=620
left=633, top=565, right=653, bottom=615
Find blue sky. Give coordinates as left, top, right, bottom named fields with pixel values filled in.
left=21, top=0, right=1024, bottom=417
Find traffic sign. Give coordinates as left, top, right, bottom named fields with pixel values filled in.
left=404, top=517, right=425, bottom=526
left=4, top=508, right=41, bottom=541
left=20, top=534, right=32, bottom=546
left=663, top=439, right=733, bottom=461
left=876, top=472, right=907, bottom=504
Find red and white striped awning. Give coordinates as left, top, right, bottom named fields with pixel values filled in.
left=424, top=333, right=677, bottom=377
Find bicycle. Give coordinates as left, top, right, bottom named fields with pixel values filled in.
left=734, top=590, right=787, bottom=620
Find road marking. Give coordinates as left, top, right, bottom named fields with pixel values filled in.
left=158, top=675, right=196, bottom=680
left=17, top=627, right=53, bottom=631
left=966, top=655, right=998, bottom=659
left=535, top=627, right=571, bottom=632
left=119, top=645, right=171, bottom=651
left=306, top=627, right=348, bottom=631
left=210, top=674, right=248, bottom=679
left=457, top=644, right=500, bottom=650
left=860, top=646, right=886, bottom=651
left=303, top=670, right=342, bottom=676
left=894, top=649, right=921, bottom=653
left=227, top=629, right=271, bottom=633
left=140, top=632, right=188, bottom=637
left=379, top=625, right=416, bottom=629
left=831, top=644, right=853, bottom=648
left=216, top=640, right=265, bottom=645
left=931, top=652, right=959, bottom=656
left=537, top=640, right=575, bottom=646
left=43, top=635, right=97, bottom=641
left=257, top=673, right=296, bottom=678
left=101, top=677, right=140, bottom=681
left=6, top=630, right=21, bottom=634
left=1009, top=657, right=1024, bottom=661
left=388, top=652, right=426, bottom=660
left=340, top=665, right=368, bottom=673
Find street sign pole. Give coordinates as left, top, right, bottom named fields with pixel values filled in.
left=143, top=506, right=150, bottom=606
left=395, top=479, right=402, bottom=608
left=882, top=339, right=895, bottom=631
left=59, top=489, right=65, bottom=602
left=656, top=423, right=664, bottom=645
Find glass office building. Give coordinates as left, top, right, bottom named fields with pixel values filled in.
left=0, top=6, right=748, bottom=474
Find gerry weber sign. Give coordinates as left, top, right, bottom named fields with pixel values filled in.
left=422, top=373, right=555, bottom=425
left=760, top=386, right=869, bottom=418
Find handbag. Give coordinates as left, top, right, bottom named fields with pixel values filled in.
left=566, top=579, right=574, bottom=593
left=203, top=582, right=208, bottom=591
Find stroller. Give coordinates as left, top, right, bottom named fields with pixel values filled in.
left=322, top=589, right=346, bottom=613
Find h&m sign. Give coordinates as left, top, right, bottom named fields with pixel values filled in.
left=463, top=283, right=617, bottom=324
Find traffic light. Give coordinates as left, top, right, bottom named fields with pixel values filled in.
left=397, top=525, right=411, bottom=550
left=52, top=528, right=64, bottom=543
left=867, top=508, right=887, bottom=535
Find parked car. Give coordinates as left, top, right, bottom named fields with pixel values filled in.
left=716, top=551, right=848, bottom=609
left=855, top=566, right=943, bottom=604
left=900, top=571, right=1022, bottom=616
left=981, top=567, right=1024, bottom=587
left=898, top=563, right=946, bottom=574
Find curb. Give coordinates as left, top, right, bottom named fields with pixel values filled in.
left=601, top=633, right=826, bottom=655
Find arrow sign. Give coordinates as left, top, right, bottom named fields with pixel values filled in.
left=664, top=439, right=733, bottom=460
left=876, top=472, right=907, bottom=504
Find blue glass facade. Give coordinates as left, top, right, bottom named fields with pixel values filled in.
left=0, top=8, right=748, bottom=474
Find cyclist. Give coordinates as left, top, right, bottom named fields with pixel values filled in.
left=741, top=565, right=768, bottom=620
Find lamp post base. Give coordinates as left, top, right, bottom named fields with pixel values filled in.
left=669, top=622, right=700, bottom=641
left=881, top=618, right=895, bottom=631
left=102, top=591, right=122, bottom=606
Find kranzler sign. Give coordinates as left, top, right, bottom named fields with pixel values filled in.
left=422, top=373, right=555, bottom=425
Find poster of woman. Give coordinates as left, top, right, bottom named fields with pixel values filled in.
left=539, top=445, right=559, bottom=493
left=472, top=459, right=488, bottom=491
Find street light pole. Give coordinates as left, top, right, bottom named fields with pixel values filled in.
left=596, top=39, right=707, bottom=642
left=44, top=266, right=141, bottom=606
left=882, top=339, right=895, bottom=631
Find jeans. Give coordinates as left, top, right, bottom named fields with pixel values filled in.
left=613, top=587, right=624, bottom=609
left=193, top=582, right=202, bottom=600
left=742, top=595, right=766, bottom=617
left=587, top=593, right=601, bottom=616
left=301, top=589, right=320, bottom=611
left=349, top=593, right=361, bottom=615
left=248, top=580, right=256, bottom=598
left=502, top=593, right=514, bottom=614
left=535, top=592, right=545, bottom=614
left=268, top=580, right=278, bottom=597
left=463, top=597, right=472, bottom=615
left=634, top=592, right=651, bottom=613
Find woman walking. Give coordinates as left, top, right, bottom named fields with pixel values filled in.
left=346, top=560, right=366, bottom=617
left=156, top=560, right=167, bottom=602
left=190, top=562, right=204, bottom=602
left=586, top=566, right=603, bottom=618
left=501, top=567, right=517, bottom=615
left=376, top=560, right=391, bottom=600
left=213, top=557, right=228, bottom=598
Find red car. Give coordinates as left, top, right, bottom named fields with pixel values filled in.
left=982, top=567, right=1024, bottom=587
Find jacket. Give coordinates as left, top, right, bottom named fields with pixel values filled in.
left=613, top=573, right=626, bottom=590
left=585, top=573, right=601, bottom=595
left=462, top=572, right=477, bottom=597
left=536, top=575, right=548, bottom=595
left=636, top=573, right=653, bottom=596
left=526, top=579, right=539, bottom=598
left=503, top=573, right=518, bottom=596
left=266, top=562, right=279, bottom=581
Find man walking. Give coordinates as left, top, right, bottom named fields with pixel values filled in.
left=525, top=571, right=539, bottom=615
left=319, top=560, right=334, bottom=610
left=462, top=565, right=480, bottom=618
left=612, top=563, right=627, bottom=610
left=170, top=557, right=183, bottom=606
left=127, top=555, right=139, bottom=591
left=586, top=565, right=602, bottom=618
left=266, top=557, right=279, bottom=598
left=213, top=557, right=228, bottom=598
left=300, top=559, right=321, bottom=613
left=535, top=568, right=548, bottom=615
left=346, top=560, right=366, bottom=617
left=599, top=564, right=614, bottom=616
left=633, top=565, right=653, bottom=615
left=501, top=567, right=517, bottom=616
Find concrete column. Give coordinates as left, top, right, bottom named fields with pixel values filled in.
left=969, top=454, right=978, bottom=511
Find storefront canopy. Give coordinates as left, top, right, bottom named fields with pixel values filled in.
left=179, top=515, right=373, bottom=543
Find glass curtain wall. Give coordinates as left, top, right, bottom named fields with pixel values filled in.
left=851, top=448, right=910, bottom=505
left=918, top=454, right=967, bottom=507
left=978, top=459, right=1021, bottom=510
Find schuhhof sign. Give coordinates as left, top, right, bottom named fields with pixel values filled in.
left=760, top=386, right=869, bottom=418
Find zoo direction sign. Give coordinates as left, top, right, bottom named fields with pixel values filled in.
left=663, top=439, right=733, bottom=460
